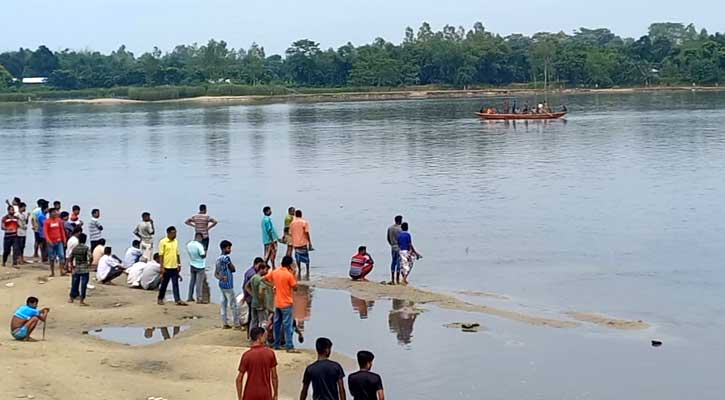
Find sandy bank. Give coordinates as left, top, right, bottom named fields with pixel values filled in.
left=0, top=264, right=349, bottom=400
left=35, top=85, right=725, bottom=106
left=312, top=277, right=650, bottom=330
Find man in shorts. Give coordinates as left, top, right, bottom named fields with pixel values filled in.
left=10, top=296, right=50, bottom=341
left=43, top=208, right=67, bottom=277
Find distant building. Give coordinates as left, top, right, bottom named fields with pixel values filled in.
left=22, top=77, right=48, bottom=84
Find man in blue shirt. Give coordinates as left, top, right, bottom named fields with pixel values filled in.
left=186, top=232, right=207, bottom=303
left=397, top=222, right=421, bottom=285
left=10, top=296, right=49, bottom=341
left=261, top=206, right=279, bottom=268
left=215, top=240, right=241, bottom=329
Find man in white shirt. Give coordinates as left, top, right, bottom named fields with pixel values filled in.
left=133, top=212, right=155, bottom=261
left=140, top=253, right=162, bottom=290
left=97, top=247, right=124, bottom=284
left=126, top=260, right=146, bottom=288
left=123, top=240, right=143, bottom=268
left=64, top=226, right=83, bottom=273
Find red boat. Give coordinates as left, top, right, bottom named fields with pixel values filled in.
left=475, top=111, right=567, bottom=120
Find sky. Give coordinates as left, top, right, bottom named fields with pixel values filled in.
left=2, top=0, right=722, bottom=55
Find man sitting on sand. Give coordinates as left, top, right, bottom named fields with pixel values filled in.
left=97, top=247, right=124, bottom=284
left=140, top=253, right=162, bottom=290
left=349, top=246, right=374, bottom=281
left=10, top=296, right=50, bottom=341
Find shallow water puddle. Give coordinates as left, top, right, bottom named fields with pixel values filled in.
left=86, top=325, right=189, bottom=346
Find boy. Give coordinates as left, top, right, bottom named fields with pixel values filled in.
left=43, top=208, right=67, bottom=277
left=69, top=233, right=92, bottom=306
left=89, top=209, right=104, bottom=253
left=236, top=327, right=278, bottom=400
left=348, top=351, right=385, bottom=400
left=397, top=222, right=421, bottom=285
left=10, top=297, right=50, bottom=341
left=215, top=240, right=240, bottom=329
left=70, top=205, right=83, bottom=228
left=300, top=337, right=346, bottom=400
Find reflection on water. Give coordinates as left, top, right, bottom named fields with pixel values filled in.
left=88, top=325, right=189, bottom=346
left=388, top=299, right=418, bottom=345
left=294, top=285, right=313, bottom=332
left=350, top=295, right=375, bottom=319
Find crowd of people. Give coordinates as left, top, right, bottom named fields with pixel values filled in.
left=4, top=196, right=429, bottom=399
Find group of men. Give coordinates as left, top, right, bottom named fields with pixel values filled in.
left=237, top=332, right=385, bottom=400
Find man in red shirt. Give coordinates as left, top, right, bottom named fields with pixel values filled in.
left=43, top=208, right=67, bottom=277
left=2, top=205, right=20, bottom=267
left=236, top=326, right=278, bottom=400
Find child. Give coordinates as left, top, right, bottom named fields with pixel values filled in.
left=215, top=240, right=240, bottom=329
left=69, top=233, right=91, bottom=306
left=89, top=209, right=103, bottom=253
left=70, top=205, right=83, bottom=229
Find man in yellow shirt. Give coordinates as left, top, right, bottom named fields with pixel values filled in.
left=157, top=226, right=187, bottom=306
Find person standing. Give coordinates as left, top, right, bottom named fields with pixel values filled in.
left=215, top=240, right=241, bottom=329
left=349, top=246, right=374, bottom=281
left=236, top=326, right=279, bottom=400
left=247, top=262, right=273, bottom=332
left=70, top=205, right=83, bottom=228
left=396, top=223, right=421, bottom=286
left=300, top=337, right=346, bottom=400
left=43, top=208, right=67, bottom=277
left=261, top=206, right=279, bottom=268
left=283, top=206, right=296, bottom=257
left=157, top=226, right=187, bottom=306
left=16, top=202, right=29, bottom=265
left=133, top=212, right=155, bottom=261
left=30, top=199, right=47, bottom=260
left=289, top=209, right=313, bottom=279
left=186, top=232, right=207, bottom=303
left=348, top=351, right=384, bottom=400
left=64, top=226, right=83, bottom=273
left=2, top=205, right=20, bottom=268
left=185, top=204, right=218, bottom=251
left=88, top=209, right=104, bottom=253
left=36, top=203, right=49, bottom=263
left=386, top=215, right=403, bottom=285
left=264, top=255, right=298, bottom=352
left=69, top=233, right=91, bottom=306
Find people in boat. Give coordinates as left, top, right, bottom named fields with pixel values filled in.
left=11, top=296, right=50, bottom=341
left=561, top=105, right=568, bottom=112
left=522, top=103, right=529, bottom=113
left=537, top=103, right=544, bottom=113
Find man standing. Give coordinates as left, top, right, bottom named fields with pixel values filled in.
left=215, top=240, right=240, bottom=328
left=236, top=327, right=278, bottom=400
left=30, top=199, right=47, bottom=260
left=349, top=246, right=374, bottom=281
left=265, top=255, right=298, bottom=352
left=10, top=297, right=50, bottom=341
left=64, top=226, right=83, bottom=273
left=43, top=208, right=67, bottom=277
left=397, top=222, right=421, bottom=286
left=16, top=202, right=29, bottom=264
left=186, top=232, right=207, bottom=303
left=133, top=212, right=155, bottom=261
left=386, top=215, right=403, bottom=285
left=97, top=247, right=124, bottom=284
left=157, top=226, right=187, bottom=306
left=261, top=206, right=279, bottom=268
left=36, top=203, right=49, bottom=263
left=283, top=206, right=296, bottom=257
left=88, top=209, right=104, bottom=252
left=289, top=210, right=312, bottom=279
left=185, top=204, right=218, bottom=251
left=2, top=205, right=20, bottom=268
left=247, top=262, right=273, bottom=332
left=300, top=337, right=346, bottom=400
left=69, top=233, right=92, bottom=306
left=243, top=257, right=265, bottom=336
left=348, top=351, right=385, bottom=400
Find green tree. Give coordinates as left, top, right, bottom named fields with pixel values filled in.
left=25, top=45, right=59, bottom=76
left=0, top=65, right=13, bottom=88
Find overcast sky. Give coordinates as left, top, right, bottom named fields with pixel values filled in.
left=3, top=0, right=722, bottom=55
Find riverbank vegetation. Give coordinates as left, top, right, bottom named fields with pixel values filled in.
left=1, top=22, right=724, bottom=101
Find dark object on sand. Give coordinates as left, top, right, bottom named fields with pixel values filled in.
left=461, top=323, right=480, bottom=330
left=651, top=340, right=663, bottom=347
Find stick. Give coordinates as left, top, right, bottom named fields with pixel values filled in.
left=42, top=319, right=46, bottom=341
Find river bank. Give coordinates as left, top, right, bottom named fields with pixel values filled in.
left=3, top=85, right=723, bottom=106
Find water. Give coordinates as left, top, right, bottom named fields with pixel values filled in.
left=1, top=91, right=724, bottom=398
left=87, top=325, right=189, bottom=346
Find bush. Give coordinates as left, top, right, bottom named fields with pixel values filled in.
left=206, top=84, right=290, bottom=96
left=128, top=86, right=207, bottom=101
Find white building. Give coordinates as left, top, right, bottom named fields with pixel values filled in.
left=22, top=77, right=48, bottom=84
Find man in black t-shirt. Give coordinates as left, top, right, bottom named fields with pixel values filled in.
left=300, top=337, right=346, bottom=400
left=348, top=350, right=384, bottom=400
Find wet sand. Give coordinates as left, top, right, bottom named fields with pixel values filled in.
left=312, top=277, right=650, bottom=330
left=0, top=264, right=347, bottom=400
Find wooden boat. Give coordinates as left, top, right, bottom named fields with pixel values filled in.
left=475, top=111, right=567, bottom=120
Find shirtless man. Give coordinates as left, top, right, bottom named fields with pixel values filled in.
left=10, top=296, right=50, bottom=341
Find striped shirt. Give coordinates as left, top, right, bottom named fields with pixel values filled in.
left=89, top=218, right=103, bottom=241
left=188, top=214, right=216, bottom=238
left=72, top=244, right=91, bottom=274
left=215, top=254, right=234, bottom=289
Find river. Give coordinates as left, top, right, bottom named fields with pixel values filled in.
left=1, top=91, right=723, bottom=399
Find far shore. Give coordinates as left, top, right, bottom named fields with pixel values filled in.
left=5, top=85, right=725, bottom=107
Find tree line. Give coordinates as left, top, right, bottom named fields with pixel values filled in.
left=1, top=22, right=724, bottom=92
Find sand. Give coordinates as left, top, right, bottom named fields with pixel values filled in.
left=313, top=277, right=650, bottom=330
left=0, top=264, right=348, bottom=400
